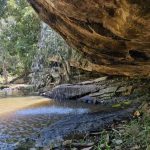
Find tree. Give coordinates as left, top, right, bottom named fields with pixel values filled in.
left=0, top=17, right=16, bottom=83
left=0, top=0, right=7, bottom=17
left=0, top=0, right=41, bottom=77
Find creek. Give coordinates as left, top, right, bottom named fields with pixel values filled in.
left=0, top=95, right=112, bottom=149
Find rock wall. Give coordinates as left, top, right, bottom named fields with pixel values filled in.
left=30, top=23, right=101, bottom=90
left=28, top=0, right=150, bottom=77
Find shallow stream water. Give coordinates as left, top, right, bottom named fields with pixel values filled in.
left=0, top=96, right=109, bottom=149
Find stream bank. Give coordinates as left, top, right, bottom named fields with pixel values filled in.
left=0, top=77, right=149, bottom=149
left=58, top=102, right=150, bottom=150
left=0, top=84, right=34, bottom=98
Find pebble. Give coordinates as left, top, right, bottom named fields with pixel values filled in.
left=112, top=139, right=123, bottom=145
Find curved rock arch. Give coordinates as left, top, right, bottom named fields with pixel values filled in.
left=28, top=0, right=150, bottom=77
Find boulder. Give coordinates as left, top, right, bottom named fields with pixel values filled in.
left=43, top=84, right=100, bottom=100
left=42, top=77, right=150, bottom=104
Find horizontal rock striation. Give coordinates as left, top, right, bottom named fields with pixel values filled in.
left=28, top=0, right=150, bottom=76
left=42, top=77, right=150, bottom=105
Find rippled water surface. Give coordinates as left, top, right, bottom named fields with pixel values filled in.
left=0, top=96, right=105, bottom=149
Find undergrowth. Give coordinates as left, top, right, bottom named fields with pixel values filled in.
left=95, top=103, right=150, bottom=150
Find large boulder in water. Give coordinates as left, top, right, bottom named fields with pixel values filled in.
left=28, top=0, right=150, bottom=77
left=43, top=84, right=100, bottom=100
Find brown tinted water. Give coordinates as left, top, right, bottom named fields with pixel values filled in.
left=0, top=96, right=109, bottom=149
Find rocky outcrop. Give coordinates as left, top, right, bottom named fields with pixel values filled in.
left=0, top=84, right=34, bottom=97
left=30, top=106, right=139, bottom=148
left=43, top=84, right=100, bottom=100
left=42, top=77, right=150, bottom=105
left=28, top=0, right=150, bottom=77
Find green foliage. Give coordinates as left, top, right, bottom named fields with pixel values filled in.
left=0, top=0, right=40, bottom=75
left=95, top=130, right=111, bottom=150
left=0, top=17, right=20, bottom=74
left=0, top=0, right=7, bottom=17
left=94, top=112, right=150, bottom=150
left=118, top=116, right=150, bottom=149
left=0, top=0, right=82, bottom=77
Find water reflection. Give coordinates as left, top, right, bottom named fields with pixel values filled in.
left=0, top=96, right=111, bottom=149
left=0, top=96, right=92, bottom=149
left=0, top=96, right=49, bottom=115
left=17, top=106, right=89, bottom=115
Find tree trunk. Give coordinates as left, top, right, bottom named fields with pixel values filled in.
left=2, top=61, right=8, bottom=84
left=65, top=60, right=71, bottom=76
left=62, top=60, right=70, bottom=82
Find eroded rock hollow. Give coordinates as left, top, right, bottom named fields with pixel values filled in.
left=28, top=0, right=150, bottom=77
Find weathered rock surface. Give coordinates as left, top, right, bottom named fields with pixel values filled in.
left=42, top=77, right=149, bottom=104
left=28, top=0, right=150, bottom=77
left=33, top=106, right=138, bottom=148
left=0, top=84, right=34, bottom=97
left=43, top=84, right=100, bottom=100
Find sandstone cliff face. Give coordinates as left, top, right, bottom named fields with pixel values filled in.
left=28, top=0, right=150, bottom=77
